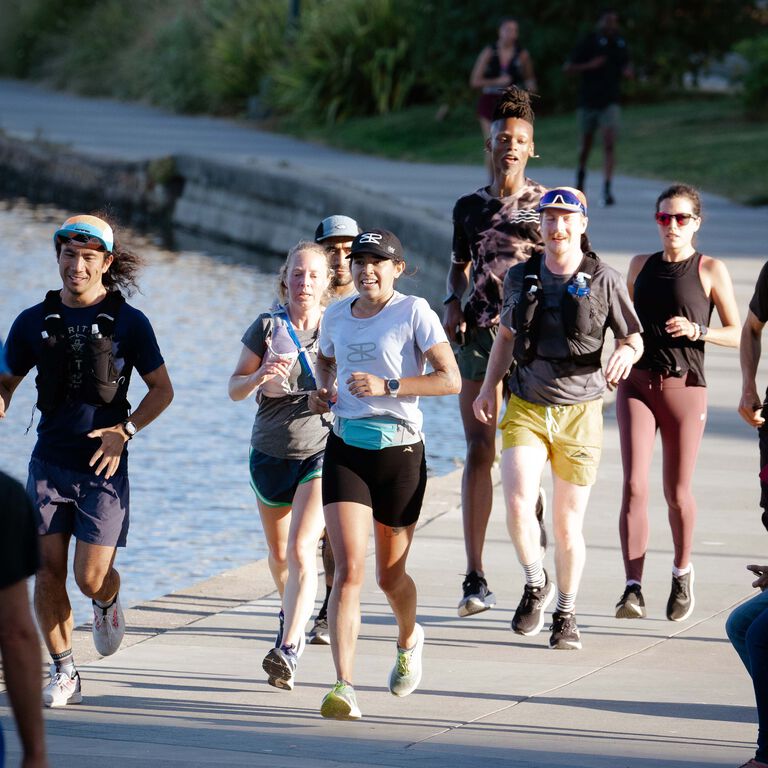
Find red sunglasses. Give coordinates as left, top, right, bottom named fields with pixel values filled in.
left=655, top=212, right=698, bottom=227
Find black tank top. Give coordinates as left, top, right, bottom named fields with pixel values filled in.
left=483, top=43, right=523, bottom=87
left=634, top=251, right=713, bottom=385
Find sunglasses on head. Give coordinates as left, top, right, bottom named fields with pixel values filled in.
left=655, top=212, right=697, bottom=227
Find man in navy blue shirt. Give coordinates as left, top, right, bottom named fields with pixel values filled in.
left=0, top=215, right=173, bottom=708
left=564, top=9, right=632, bottom=207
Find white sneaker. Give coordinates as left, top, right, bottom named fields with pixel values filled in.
left=92, top=593, right=125, bottom=656
left=43, top=666, right=82, bottom=707
left=388, top=623, right=424, bottom=697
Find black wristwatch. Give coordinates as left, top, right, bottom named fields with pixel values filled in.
left=385, top=379, right=401, bottom=397
left=443, top=293, right=461, bottom=305
left=122, top=421, right=137, bottom=439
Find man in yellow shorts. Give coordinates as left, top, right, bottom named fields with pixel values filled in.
left=473, top=187, right=642, bottom=649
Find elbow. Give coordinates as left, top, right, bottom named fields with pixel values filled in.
left=447, top=368, right=462, bottom=395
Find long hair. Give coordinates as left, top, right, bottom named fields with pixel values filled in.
left=655, top=184, right=702, bottom=217
left=276, top=240, right=333, bottom=306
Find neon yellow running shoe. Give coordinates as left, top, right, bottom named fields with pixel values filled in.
left=320, top=680, right=362, bottom=720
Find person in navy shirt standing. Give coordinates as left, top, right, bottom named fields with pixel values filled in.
left=0, top=214, right=173, bottom=708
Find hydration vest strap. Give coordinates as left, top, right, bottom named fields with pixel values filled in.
left=273, top=305, right=318, bottom=389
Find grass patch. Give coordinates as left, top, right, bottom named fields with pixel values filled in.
left=278, top=96, right=768, bottom=205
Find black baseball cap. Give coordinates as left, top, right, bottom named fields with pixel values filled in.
left=349, top=229, right=404, bottom=261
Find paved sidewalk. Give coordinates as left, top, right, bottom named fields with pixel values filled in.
left=0, top=78, right=766, bottom=766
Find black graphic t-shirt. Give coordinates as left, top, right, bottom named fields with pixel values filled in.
left=5, top=295, right=164, bottom=474
left=452, top=178, right=546, bottom=328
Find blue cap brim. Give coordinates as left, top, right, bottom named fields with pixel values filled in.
left=54, top=223, right=113, bottom=252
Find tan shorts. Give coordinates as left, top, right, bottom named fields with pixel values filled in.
left=500, top=393, right=603, bottom=486
left=579, top=103, right=621, bottom=134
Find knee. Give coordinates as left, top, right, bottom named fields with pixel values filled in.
left=465, top=434, right=496, bottom=468
left=286, top=536, right=315, bottom=571
left=746, top=620, right=768, bottom=653
left=376, top=567, right=406, bottom=596
left=553, top=519, right=584, bottom=552
left=268, top=544, right=288, bottom=570
left=726, top=610, right=746, bottom=645
left=74, top=565, right=110, bottom=598
left=622, top=478, right=648, bottom=508
left=334, top=560, right=365, bottom=591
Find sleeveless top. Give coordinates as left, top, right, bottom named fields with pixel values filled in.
left=482, top=43, right=523, bottom=93
left=633, top=251, right=713, bottom=386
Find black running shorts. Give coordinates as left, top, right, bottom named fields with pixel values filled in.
left=322, top=431, right=427, bottom=528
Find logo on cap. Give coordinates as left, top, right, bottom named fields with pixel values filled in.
left=359, top=232, right=383, bottom=245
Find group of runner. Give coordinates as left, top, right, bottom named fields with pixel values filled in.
left=0, top=81, right=765, bottom=766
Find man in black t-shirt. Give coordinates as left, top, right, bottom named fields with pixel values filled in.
left=0, top=215, right=173, bottom=709
left=564, top=9, right=632, bottom=207
left=0, top=461, right=48, bottom=766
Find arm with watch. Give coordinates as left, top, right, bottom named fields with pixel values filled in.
left=87, top=363, right=174, bottom=479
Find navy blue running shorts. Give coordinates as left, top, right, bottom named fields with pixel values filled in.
left=27, top=457, right=130, bottom=548
left=249, top=448, right=324, bottom=508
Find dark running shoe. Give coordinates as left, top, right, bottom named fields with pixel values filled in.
left=615, top=584, right=646, bottom=619
left=600, top=192, right=616, bottom=207
left=511, top=570, right=555, bottom=636
left=457, top=570, right=496, bottom=617
left=263, top=633, right=305, bottom=691
left=535, top=488, right=547, bottom=557
left=309, top=609, right=330, bottom=645
left=549, top=611, right=582, bottom=650
left=666, top=566, right=695, bottom=622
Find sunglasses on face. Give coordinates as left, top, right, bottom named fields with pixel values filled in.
left=59, top=233, right=108, bottom=251
left=655, top=212, right=698, bottom=227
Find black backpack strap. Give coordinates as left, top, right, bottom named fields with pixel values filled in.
left=94, top=291, right=125, bottom=336
left=42, top=290, right=65, bottom=338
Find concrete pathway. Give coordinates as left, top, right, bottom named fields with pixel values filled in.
left=0, top=78, right=766, bottom=767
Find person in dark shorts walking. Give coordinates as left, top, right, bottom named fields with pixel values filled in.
left=564, top=8, right=632, bottom=206
left=0, top=214, right=173, bottom=707
left=443, top=86, right=547, bottom=619
left=310, top=229, right=460, bottom=720
left=229, top=240, right=333, bottom=691
left=474, top=187, right=642, bottom=650
left=615, top=184, right=739, bottom=622
left=738, top=258, right=768, bottom=534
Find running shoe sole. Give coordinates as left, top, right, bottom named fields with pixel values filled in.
left=549, top=636, right=582, bottom=650
left=615, top=600, right=646, bottom=619
left=44, top=689, right=83, bottom=707
left=457, top=592, right=496, bottom=617
left=262, top=649, right=294, bottom=691
left=320, top=692, right=362, bottom=720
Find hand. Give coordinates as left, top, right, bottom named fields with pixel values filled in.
left=473, top=389, right=497, bottom=425
left=308, top=387, right=336, bottom=414
left=495, top=73, right=512, bottom=88
left=87, top=425, right=128, bottom=479
left=747, top=564, right=768, bottom=591
left=604, top=344, right=635, bottom=388
left=346, top=372, right=386, bottom=398
left=738, top=390, right=765, bottom=428
left=443, top=301, right=466, bottom=344
left=258, top=357, right=294, bottom=384
left=666, top=315, right=698, bottom=340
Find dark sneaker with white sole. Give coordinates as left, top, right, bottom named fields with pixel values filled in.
left=457, top=570, right=496, bottom=617
left=615, top=584, right=646, bottom=619
left=549, top=611, right=582, bottom=650
left=511, top=570, right=555, bottom=636
left=666, top=566, right=695, bottom=622
left=262, top=632, right=305, bottom=691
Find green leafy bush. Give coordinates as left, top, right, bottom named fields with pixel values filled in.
left=736, top=35, right=768, bottom=118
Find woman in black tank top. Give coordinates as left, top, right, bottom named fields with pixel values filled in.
left=615, top=184, right=740, bottom=623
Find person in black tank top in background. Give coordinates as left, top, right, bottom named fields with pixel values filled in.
left=470, top=18, right=537, bottom=145
left=615, top=184, right=740, bottom=623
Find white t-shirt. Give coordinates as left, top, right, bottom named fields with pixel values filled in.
left=319, top=292, right=448, bottom=431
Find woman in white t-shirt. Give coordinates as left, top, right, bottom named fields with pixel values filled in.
left=228, top=241, right=332, bottom=692
left=309, top=229, right=461, bottom=720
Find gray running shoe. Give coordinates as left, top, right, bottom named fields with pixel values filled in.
left=309, top=609, right=330, bottom=645
left=615, top=584, right=646, bottom=619
left=263, top=632, right=305, bottom=691
left=92, top=593, right=125, bottom=657
left=388, top=623, right=424, bottom=697
left=458, top=571, right=496, bottom=617
left=321, top=680, right=362, bottom=720
left=511, top=571, right=555, bottom=636
left=549, top=611, right=582, bottom=650
left=666, top=566, right=695, bottom=622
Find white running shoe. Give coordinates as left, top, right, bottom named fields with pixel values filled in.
left=92, top=593, right=125, bottom=656
left=388, top=623, right=424, bottom=697
left=43, top=666, right=82, bottom=707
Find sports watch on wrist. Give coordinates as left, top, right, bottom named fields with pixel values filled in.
left=699, top=324, right=708, bottom=337
left=122, top=420, right=137, bottom=439
left=385, top=379, right=401, bottom=397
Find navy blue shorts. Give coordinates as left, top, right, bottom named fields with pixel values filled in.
left=249, top=448, right=324, bottom=507
left=27, top=457, right=130, bottom=548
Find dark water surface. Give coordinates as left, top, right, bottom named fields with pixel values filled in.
left=0, top=202, right=464, bottom=624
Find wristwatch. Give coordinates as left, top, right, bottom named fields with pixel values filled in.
left=699, top=324, right=708, bottom=337
left=442, top=293, right=460, bottom=305
left=122, top=420, right=137, bottom=439
left=385, top=379, right=401, bottom=397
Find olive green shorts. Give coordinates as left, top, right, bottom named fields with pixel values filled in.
left=500, top=393, right=603, bottom=486
left=456, top=324, right=498, bottom=382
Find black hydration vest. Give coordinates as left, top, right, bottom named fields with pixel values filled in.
left=35, top=290, right=129, bottom=415
left=512, top=251, right=606, bottom=371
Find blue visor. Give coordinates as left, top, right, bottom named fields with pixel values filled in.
left=537, top=187, right=588, bottom=216
left=53, top=215, right=114, bottom=252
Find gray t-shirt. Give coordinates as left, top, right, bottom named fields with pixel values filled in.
left=501, top=256, right=641, bottom=405
left=241, top=312, right=331, bottom=459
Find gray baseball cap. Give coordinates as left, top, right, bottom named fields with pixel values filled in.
left=314, top=215, right=361, bottom=243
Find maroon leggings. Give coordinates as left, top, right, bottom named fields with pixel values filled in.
left=616, top=368, right=707, bottom=582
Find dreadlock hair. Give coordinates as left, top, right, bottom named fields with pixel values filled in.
left=491, top=85, right=535, bottom=125
left=54, top=210, right=145, bottom=296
